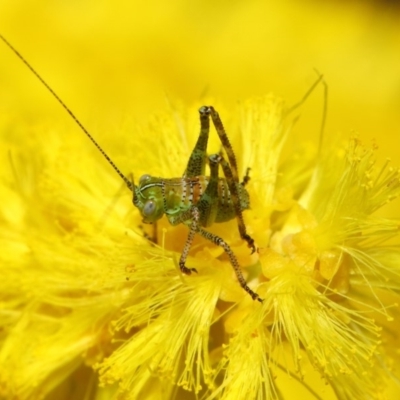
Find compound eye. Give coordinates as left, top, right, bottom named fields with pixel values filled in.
left=143, top=200, right=156, bottom=217
left=139, top=174, right=151, bottom=185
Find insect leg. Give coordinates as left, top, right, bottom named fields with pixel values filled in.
left=206, top=106, right=240, bottom=184
left=210, top=152, right=256, bottom=253
left=201, top=107, right=256, bottom=252
left=172, top=155, right=224, bottom=273
left=184, top=107, right=211, bottom=177
left=168, top=206, right=203, bottom=275
left=198, top=227, right=262, bottom=302
left=177, top=207, right=200, bottom=275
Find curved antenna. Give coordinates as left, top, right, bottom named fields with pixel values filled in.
left=285, top=72, right=324, bottom=117
left=0, top=34, right=133, bottom=192
left=284, top=70, right=327, bottom=155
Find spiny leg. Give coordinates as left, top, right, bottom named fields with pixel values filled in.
left=176, top=155, right=224, bottom=274
left=178, top=207, right=200, bottom=275
left=216, top=144, right=251, bottom=185
left=206, top=106, right=240, bottom=180
left=198, top=227, right=262, bottom=302
left=201, top=107, right=256, bottom=253
left=211, top=152, right=256, bottom=253
left=184, top=107, right=211, bottom=177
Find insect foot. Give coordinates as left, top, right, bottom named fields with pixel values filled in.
left=198, top=228, right=263, bottom=303
left=179, top=264, right=198, bottom=275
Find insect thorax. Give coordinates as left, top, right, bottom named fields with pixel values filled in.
left=135, top=174, right=250, bottom=226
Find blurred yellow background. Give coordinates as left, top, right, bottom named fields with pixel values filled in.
left=1, top=0, right=399, bottom=156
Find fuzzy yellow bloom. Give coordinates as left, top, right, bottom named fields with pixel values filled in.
left=1, top=74, right=400, bottom=400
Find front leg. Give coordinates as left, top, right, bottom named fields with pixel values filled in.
left=178, top=207, right=200, bottom=275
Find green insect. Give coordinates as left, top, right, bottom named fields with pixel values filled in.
left=1, top=34, right=262, bottom=302
left=135, top=106, right=260, bottom=301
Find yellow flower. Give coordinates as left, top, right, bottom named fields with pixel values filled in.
left=1, top=0, right=400, bottom=398
left=1, top=75, right=400, bottom=400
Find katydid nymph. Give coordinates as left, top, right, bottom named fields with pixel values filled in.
left=0, top=34, right=262, bottom=302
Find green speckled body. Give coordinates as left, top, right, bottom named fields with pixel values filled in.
left=131, top=106, right=261, bottom=301
left=134, top=175, right=250, bottom=227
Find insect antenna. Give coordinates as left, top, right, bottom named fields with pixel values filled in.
left=285, top=72, right=324, bottom=117
left=0, top=34, right=134, bottom=192
left=284, top=70, right=328, bottom=155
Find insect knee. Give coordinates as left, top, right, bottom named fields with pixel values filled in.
left=199, top=105, right=211, bottom=116
left=208, top=154, right=222, bottom=165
